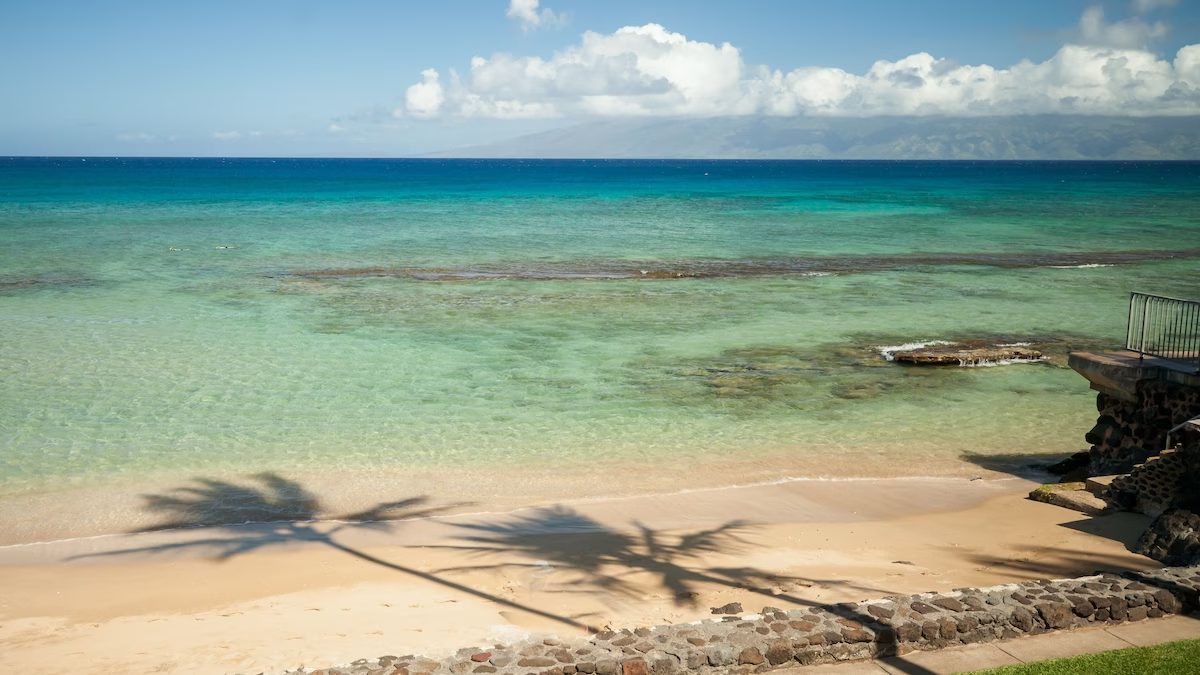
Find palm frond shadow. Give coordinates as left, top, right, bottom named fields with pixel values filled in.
left=70, top=473, right=916, bottom=657
left=432, top=504, right=882, bottom=609
left=432, top=504, right=921, bottom=663
left=131, top=472, right=442, bottom=535
left=70, top=473, right=601, bottom=632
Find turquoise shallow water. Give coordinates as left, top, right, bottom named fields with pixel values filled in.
left=2, top=158, right=1199, bottom=508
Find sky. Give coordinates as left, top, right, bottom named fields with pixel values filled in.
left=1, top=0, right=1198, bottom=156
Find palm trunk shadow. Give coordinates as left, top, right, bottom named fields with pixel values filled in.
left=323, top=538, right=600, bottom=632
left=435, top=504, right=917, bottom=660
left=74, top=473, right=600, bottom=633
left=81, top=474, right=918, bottom=656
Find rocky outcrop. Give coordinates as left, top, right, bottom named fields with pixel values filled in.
left=890, top=344, right=1043, bottom=367
left=1137, top=511, right=1200, bottom=567
left=1092, top=428, right=1200, bottom=570
left=287, top=566, right=1200, bottom=675
left=878, top=334, right=1115, bottom=369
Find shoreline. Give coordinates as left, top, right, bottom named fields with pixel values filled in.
left=0, top=453, right=1056, bottom=547
left=0, top=473, right=1034, bottom=552
left=0, top=473, right=1156, bottom=674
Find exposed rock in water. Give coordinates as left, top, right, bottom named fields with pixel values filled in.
left=889, top=343, right=1044, bottom=367
left=865, top=333, right=1116, bottom=369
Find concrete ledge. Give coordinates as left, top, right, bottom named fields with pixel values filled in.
left=1069, top=351, right=1200, bottom=403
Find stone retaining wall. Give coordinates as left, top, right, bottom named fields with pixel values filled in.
left=290, top=566, right=1200, bottom=675
left=1108, top=444, right=1200, bottom=519
left=1118, top=426, right=1200, bottom=566
left=1087, top=381, right=1200, bottom=475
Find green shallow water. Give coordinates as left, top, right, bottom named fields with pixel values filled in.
left=1, top=159, right=1199, bottom=509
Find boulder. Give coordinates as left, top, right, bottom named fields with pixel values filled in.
left=1135, top=509, right=1200, bottom=566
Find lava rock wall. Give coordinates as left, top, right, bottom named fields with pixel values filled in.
left=1086, top=381, right=1200, bottom=476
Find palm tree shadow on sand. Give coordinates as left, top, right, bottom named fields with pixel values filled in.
left=71, top=472, right=605, bottom=632
left=430, top=505, right=933, bottom=671
left=71, top=473, right=927, bottom=667
left=432, top=505, right=880, bottom=610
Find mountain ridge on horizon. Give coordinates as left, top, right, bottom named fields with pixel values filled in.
left=427, top=115, right=1200, bottom=161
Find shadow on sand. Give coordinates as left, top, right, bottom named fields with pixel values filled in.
left=958, top=451, right=1079, bottom=481
left=72, top=472, right=607, bottom=632
left=431, top=504, right=879, bottom=609
left=78, top=472, right=936, bottom=669
left=948, top=541, right=1154, bottom=581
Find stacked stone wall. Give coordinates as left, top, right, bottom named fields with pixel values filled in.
left=1086, top=381, right=1200, bottom=476
left=291, top=566, right=1200, bottom=675
left=1117, top=425, right=1200, bottom=566
left=1104, top=414, right=1200, bottom=513
left=1106, top=442, right=1200, bottom=517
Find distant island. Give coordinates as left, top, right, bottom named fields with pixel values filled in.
left=431, top=115, right=1200, bottom=160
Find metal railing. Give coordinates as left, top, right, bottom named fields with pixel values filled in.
left=1126, top=292, right=1200, bottom=372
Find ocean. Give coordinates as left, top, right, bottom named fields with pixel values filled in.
left=2, top=158, right=1199, bottom=538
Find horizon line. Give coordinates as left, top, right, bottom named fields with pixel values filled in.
left=5, top=155, right=1200, bottom=162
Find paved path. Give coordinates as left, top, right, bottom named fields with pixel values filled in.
left=780, top=613, right=1200, bottom=674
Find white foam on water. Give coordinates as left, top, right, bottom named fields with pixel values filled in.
left=876, top=340, right=955, bottom=361
left=1049, top=263, right=1115, bottom=269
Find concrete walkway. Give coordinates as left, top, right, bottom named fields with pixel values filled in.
left=782, top=613, right=1200, bottom=674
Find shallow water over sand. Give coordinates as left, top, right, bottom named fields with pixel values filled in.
left=1, top=158, right=1198, bottom=539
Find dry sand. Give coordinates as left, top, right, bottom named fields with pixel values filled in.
left=0, top=476, right=1154, bottom=674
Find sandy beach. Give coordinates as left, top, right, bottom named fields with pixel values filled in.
left=5, top=1, right=1200, bottom=671
left=0, top=475, right=1155, bottom=674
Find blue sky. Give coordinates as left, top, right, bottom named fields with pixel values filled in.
left=2, top=0, right=1198, bottom=156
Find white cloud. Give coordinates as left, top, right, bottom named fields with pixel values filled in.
left=402, top=68, right=445, bottom=118
left=1078, top=6, right=1167, bottom=49
left=507, top=0, right=565, bottom=31
left=1132, top=0, right=1178, bottom=13
left=211, top=131, right=242, bottom=141
left=401, top=10, right=1200, bottom=121
left=1176, top=44, right=1200, bottom=85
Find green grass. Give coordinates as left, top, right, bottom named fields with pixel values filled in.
left=971, top=639, right=1200, bottom=674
